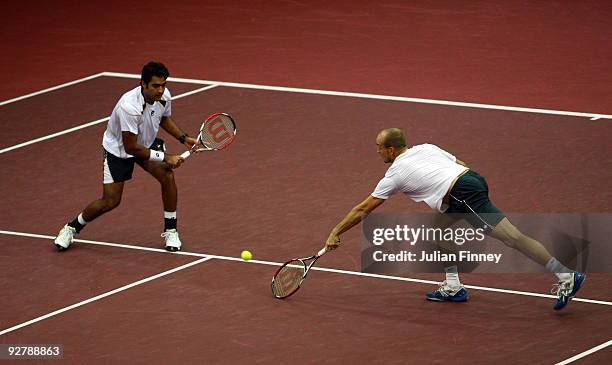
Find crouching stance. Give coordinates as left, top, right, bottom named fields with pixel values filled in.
left=55, top=61, right=199, bottom=252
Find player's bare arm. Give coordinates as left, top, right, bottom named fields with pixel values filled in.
left=326, top=195, right=385, bottom=251
left=160, top=116, right=199, bottom=149
left=456, top=159, right=467, bottom=167
left=122, top=131, right=183, bottom=168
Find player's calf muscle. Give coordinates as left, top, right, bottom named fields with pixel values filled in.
left=96, top=197, right=120, bottom=212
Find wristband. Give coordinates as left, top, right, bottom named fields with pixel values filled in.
left=178, top=133, right=188, bottom=144
left=149, top=150, right=165, bottom=162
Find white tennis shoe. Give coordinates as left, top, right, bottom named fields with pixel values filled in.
left=162, top=229, right=182, bottom=252
left=54, top=224, right=76, bottom=251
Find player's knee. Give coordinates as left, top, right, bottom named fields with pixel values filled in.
left=158, top=169, right=174, bottom=184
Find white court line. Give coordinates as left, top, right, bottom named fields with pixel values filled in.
left=103, top=71, right=612, bottom=120
left=2, top=72, right=610, bottom=154
left=2, top=230, right=611, bottom=307
left=0, top=84, right=219, bottom=155
left=1, top=234, right=609, bottom=362
left=3, top=72, right=610, bottom=120
left=172, top=84, right=219, bottom=100
left=0, top=73, right=106, bottom=106
left=0, top=116, right=109, bottom=154
left=555, top=339, right=612, bottom=365
left=0, top=256, right=211, bottom=336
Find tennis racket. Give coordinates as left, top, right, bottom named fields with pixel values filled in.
left=271, top=247, right=327, bottom=299
left=180, top=112, right=237, bottom=159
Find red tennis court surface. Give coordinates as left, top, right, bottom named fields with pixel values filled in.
left=1, top=75, right=611, bottom=364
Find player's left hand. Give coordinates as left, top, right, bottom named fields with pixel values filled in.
left=325, top=234, right=341, bottom=251
left=183, top=136, right=202, bottom=151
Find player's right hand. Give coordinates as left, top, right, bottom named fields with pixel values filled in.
left=325, top=234, right=341, bottom=251
left=164, top=154, right=185, bottom=169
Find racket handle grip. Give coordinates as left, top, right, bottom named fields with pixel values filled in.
left=180, top=150, right=191, bottom=159
left=317, top=247, right=327, bottom=257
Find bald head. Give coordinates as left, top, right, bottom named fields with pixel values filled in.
left=376, top=128, right=408, bottom=163
left=379, top=128, right=407, bottom=149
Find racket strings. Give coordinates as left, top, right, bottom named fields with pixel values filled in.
left=200, top=115, right=235, bottom=149
left=273, top=261, right=305, bottom=297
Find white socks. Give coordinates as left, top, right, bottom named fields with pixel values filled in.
left=546, top=257, right=572, bottom=281
left=444, top=265, right=461, bottom=289
left=443, top=259, right=571, bottom=287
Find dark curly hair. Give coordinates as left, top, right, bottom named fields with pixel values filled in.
left=141, top=61, right=169, bottom=84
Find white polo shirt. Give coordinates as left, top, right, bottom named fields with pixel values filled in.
left=371, top=144, right=469, bottom=212
left=102, top=86, right=172, bottom=158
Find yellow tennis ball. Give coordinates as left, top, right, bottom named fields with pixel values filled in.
left=241, top=250, right=252, bottom=261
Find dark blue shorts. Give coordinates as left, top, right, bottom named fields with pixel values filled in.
left=102, top=138, right=166, bottom=184
left=444, top=170, right=506, bottom=231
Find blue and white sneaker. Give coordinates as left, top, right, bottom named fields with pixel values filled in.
left=426, top=281, right=468, bottom=302
left=552, top=272, right=586, bottom=311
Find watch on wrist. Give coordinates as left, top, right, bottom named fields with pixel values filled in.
left=178, top=133, right=188, bottom=144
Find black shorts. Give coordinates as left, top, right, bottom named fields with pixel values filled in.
left=444, top=170, right=506, bottom=231
left=102, top=139, right=166, bottom=184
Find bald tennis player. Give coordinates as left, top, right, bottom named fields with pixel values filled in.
left=324, top=128, right=585, bottom=310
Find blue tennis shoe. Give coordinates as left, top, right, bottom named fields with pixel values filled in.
left=553, top=272, right=586, bottom=311
left=426, top=281, right=468, bottom=302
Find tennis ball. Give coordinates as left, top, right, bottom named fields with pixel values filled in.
left=241, top=250, right=252, bottom=261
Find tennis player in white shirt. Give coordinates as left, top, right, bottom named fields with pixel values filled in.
left=325, top=128, right=585, bottom=310
left=54, top=61, right=200, bottom=252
